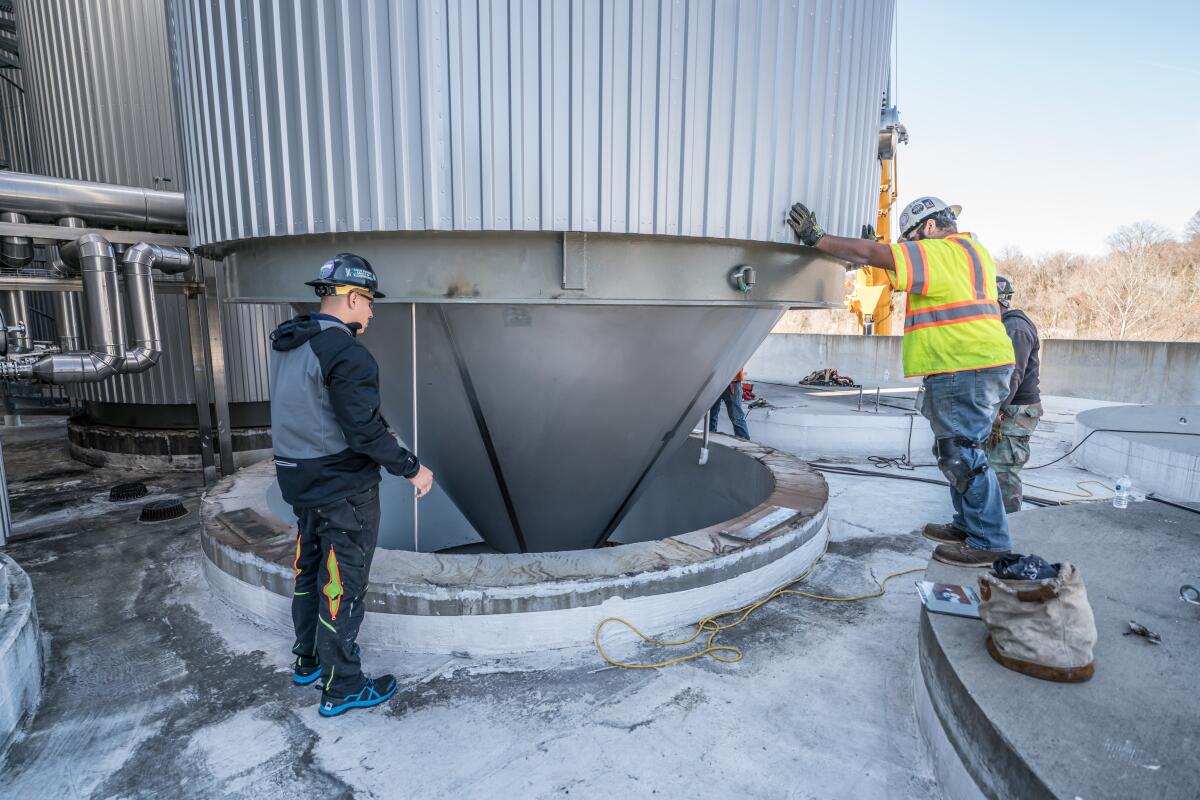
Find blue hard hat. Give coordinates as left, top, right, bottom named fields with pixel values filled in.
left=305, top=252, right=386, bottom=298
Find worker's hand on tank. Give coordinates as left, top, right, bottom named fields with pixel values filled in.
left=409, top=465, right=434, bottom=498
left=788, top=203, right=825, bottom=246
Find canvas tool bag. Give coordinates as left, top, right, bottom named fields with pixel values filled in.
left=978, top=562, right=1097, bottom=683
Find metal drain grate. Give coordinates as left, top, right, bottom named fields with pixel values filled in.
left=139, top=498, right=188, bottom=523
left=109, top=482, right=149, bottom=502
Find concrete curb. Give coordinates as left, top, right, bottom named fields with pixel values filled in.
left=199, top=437, right=831, bottom=656
left=912, top=654, right=986, bottom=800
left=916, top=502, right=1200, bottom=800
left=0, top=554, right=42, bottom=753
left=917, top=610, right=1051, bottom=799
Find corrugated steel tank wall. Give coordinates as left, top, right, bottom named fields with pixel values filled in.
left=169, top=0, right=893, bottom=249
left=13, top=0, right=288, bottom=411
left=15, top=0, right=182, bottom=189
left=0, top=5, right=34, bottom=172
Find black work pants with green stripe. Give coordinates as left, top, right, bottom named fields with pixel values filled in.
left=291, top=485, right=381, bottom=696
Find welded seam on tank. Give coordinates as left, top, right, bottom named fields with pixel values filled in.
left=434, top=306, right=529, bottom=554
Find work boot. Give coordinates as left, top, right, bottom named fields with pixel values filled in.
left=922, top=522, right=968, bottom=545
left=292, top=656, right=322, bottom=686
left=933, top=542, right=1008, bottom=569
left=318, top=674, right=398, bottom=718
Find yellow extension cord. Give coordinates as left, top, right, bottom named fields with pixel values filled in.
left=1020, top=479, right=1113, bottom=499
left=593, top=538, right=926, bottom=670
left=593, top=480, right=1114, bottom=670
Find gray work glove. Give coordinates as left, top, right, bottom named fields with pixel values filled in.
left=788, top=202, right=825, bottom=246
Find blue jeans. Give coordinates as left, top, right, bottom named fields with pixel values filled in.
left=920, top=366, right=1012, bottom=552
left=710, top=382, right=750, bottom=440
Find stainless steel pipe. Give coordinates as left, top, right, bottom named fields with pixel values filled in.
left=53, top=291, right=84, bottom=351
left=0, top=212, right=33, bottom=269
left=19, top=233, right=129, bottom=383
left=119, top=242, right=192, bottom=373
left=0, top=172, right=186, bottom=231
left=0, top=290, right=33, bottom=353
left=48, top=216, right=89, bottom=277
left=2, top=235, right=194, bottom=382
left=50, top=218, right=89, bottom=350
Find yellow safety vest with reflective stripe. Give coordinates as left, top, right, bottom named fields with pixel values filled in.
left=887, top=233, right=1015, bottom=377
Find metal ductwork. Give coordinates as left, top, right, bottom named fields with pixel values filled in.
left=118, top=242, right=191, bottom=373
left=18, top=233, right=127, bottom=383
left=0, top=172, right=186, bottom=231
left=0, top=211, right=33, bottom=269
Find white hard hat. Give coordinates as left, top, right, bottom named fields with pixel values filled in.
left=898, top=196, right=962, bottom=237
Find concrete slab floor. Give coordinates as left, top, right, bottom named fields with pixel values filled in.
left=0, top=401, right=1122, bottom=800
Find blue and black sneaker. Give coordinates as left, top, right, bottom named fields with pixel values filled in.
left=318, top=674, right=398, bottom=717
left=292, top=657, right=323, bottom=686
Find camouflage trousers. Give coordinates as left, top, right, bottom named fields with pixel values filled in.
left=986, top=403, right=1043, bottom=513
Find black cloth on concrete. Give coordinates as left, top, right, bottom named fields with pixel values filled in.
left=1002, top=309, right=1041, bottom=407
left=291, top=484, right=381, bottom=695
left=992, top=552, right=1059, bottom=581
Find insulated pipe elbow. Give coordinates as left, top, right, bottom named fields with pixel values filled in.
left=119, top=243, right=191, bottom=374
left=18, top=236, right=193, bottom=384
left=48, top=217, right=88, bottom=277
left=123, top=242, right=193, bottom=275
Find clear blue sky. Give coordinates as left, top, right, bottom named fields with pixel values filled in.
left=896, top=0, right=1200, bottom=256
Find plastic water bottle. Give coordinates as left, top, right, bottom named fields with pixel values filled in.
left=1113, top=475, right=1131, bottom=509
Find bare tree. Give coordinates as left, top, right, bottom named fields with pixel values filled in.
left=1185, top=209, right=1200, bottom=241
left=1087, top=222, right=1173, bottom=340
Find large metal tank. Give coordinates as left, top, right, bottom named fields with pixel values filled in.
left=12, top=0, right=288, bottom=455
left=0, top=4, right=33, bottom=173
left=169, top=0, right=894, bottom=551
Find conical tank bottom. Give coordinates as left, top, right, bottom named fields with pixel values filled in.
left=366, top=303, right=781, bottom=553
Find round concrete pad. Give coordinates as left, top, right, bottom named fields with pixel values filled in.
left=0, top=554, right=42, bottom=750
left=918, top=501, right=1200, bottom=800
left=1072, top=404, right=1200, bottom=501
left=201, top=435, right=830, bottom=655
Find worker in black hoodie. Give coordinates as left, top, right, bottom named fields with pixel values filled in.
left=986, top=275, right=1041, bottom=513
left=269, top=253, right=434, bottom=717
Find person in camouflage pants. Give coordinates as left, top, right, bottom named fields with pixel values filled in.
left=988, top=404, right=1042, bottom=512
left=986, top=275, right=1042, bottom=513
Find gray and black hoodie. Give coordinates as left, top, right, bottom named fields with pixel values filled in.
left=1001, top=308, right=1041, bottom=407
left=269, top=313, right=420, bottom=508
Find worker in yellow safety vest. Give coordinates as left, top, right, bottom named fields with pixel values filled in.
left=788, top=197, right=1015, bottom=568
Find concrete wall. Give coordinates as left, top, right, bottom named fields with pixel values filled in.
left=747, top=334, right=1200, bottom=404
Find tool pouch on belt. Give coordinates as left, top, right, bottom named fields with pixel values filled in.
left=978, top=562, right=1097, bottom=683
